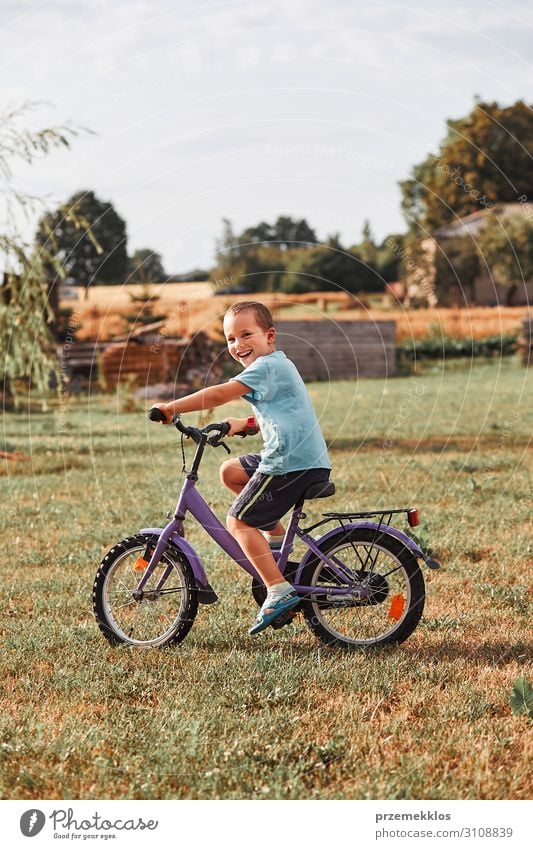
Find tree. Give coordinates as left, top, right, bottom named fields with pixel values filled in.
left=128, top=248, right=166, bottom=283
left=477, top=209, right=533, bottom=305
left=241, top=216, right=317, bottom=249
left=434, top=236, right=480, bottom=304
left=351, top=221, right=403, bottom=282
left=279, top=237, right=382, bottom=294
left=355, top=220, right=378, bottom=267
left=273, top=216, right=317, bottom=248
left=36, top=189, right=128, bottom=297
left=240, top=221, right=275, bottom=246
left=400, top=100, right=533, bottom=231
left=375, top=234, right=404, bottom=282
left=0, top=101, right=87, bottom=405
left=212, top=218, right=245, bottom=283
left=211, top=218, right=385, bottom=295
left=211, top=218, right=287, bottom=292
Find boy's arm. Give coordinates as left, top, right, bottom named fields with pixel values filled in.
left=223, top=415, right=259, bottom=436
left=151, top=380, right=250, bottom=423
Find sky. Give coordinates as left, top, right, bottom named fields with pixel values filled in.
left=1, top=0, right=532, bottom=274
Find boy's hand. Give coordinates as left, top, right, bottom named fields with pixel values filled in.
left=223, top=417, right=249, bottom=436
left=149, top=403, right=173, bottom=424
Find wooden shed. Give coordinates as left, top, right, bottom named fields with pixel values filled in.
left=59, top=322, right=221, bottom=392
left=275, top=319, right=396, bottom=379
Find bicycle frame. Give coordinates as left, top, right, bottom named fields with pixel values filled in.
left=94, top=412, right=440, bottom=650
left=135, top=474, right=434, bottom=602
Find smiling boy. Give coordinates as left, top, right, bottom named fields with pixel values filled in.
left=151, top=301, right=331, bottom=634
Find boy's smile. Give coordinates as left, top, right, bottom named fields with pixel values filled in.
left=223, top=310, right=276, bottom=367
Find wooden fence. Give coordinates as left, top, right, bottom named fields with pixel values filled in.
left=275, top=319, right=396, bottom=379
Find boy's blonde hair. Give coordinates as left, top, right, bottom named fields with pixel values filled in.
left=224, top=301, right=275, bottom=331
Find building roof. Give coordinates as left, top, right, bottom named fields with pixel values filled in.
left=432, top=203, right=528, bottom=239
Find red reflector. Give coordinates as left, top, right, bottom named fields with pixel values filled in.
left=408, top=508, right=420, bottom=527
left=388, top=594, right=405, bottom=621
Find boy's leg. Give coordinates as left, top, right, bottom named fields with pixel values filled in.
left=227, top=466, right=330, bottom=634
left=220, top=459, right=285, bottom=537
left=227, top=516, right=299, bottom=635
left=226, top=515, right=287, bottom=587
left=219, top=458, right=250, bottom=495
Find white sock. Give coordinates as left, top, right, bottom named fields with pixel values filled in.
left=261, top=531, right=284, bottom=542
left=266, top=581, right=293, bottom=601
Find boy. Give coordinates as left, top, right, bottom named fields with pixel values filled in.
left=151, top=301, right=331, bottom=635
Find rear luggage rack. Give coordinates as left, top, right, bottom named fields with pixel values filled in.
left=303, top=507, right=419, bottom=535
left=321, top=508, right=415, bottom=519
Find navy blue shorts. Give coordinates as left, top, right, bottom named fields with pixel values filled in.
left=228, top=453, right=331, bottom=531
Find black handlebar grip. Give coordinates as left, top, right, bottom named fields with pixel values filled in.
left=235, top=423, right=259, bottom=437
left=148, top=407, right=166, bottom=422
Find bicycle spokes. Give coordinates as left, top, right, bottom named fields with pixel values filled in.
left=304, top=536, right=418, bottom=646
left=101, top=545, right=189, bottom=645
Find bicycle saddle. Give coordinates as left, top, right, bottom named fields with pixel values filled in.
left=302, top=480, right=336, bottom=500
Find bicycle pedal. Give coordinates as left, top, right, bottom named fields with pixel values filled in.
left=270, top=610, right=297, bottom=630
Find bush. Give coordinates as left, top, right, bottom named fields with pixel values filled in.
left=398, top=334, right=518, bottom=362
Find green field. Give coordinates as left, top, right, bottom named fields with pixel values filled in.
left=2, top=359, right=532, bottom=799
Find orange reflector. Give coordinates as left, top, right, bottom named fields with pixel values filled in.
left=408, top=507, right=420, bottom=527
left=388, top=593, right=405, bottom=621
left=134, top=557, right=149, bottom=571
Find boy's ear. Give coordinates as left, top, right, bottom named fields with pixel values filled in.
left=267, top=326, right=276, bottom=343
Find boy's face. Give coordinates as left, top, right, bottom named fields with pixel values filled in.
left=223, top=310, right=275, bottom=367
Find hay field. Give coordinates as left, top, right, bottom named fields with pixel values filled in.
left=64, top=284, right=529, bottom=343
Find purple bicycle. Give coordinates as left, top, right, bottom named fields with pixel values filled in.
left=92, top=412, right=440, bottom=649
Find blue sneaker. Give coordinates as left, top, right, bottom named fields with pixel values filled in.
left=248, top=590, right=300, bottom=636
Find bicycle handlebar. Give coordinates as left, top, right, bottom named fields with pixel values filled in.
left=148, top=408, right=235, bottom=445
left=203, top=421, right=231, bottom=437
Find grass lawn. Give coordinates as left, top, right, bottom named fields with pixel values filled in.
left=1, top=359, right=532, bottom=800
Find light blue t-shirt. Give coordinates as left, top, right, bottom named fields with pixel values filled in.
left=231, top=350, right=331, bottom=475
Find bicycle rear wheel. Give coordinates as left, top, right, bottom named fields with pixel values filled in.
left=300, top=528, right=425, bottom=648
left=93, top=534, right=198, bottom=647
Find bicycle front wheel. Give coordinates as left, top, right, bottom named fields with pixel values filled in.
left=300, top=528, right=425, bottom=648
left=93, top=534, right=198, bottom=647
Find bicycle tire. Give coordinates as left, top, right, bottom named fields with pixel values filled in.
left=300, top=527, right=425, bottom=649
left=93, top=533, right=198, bottom=647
